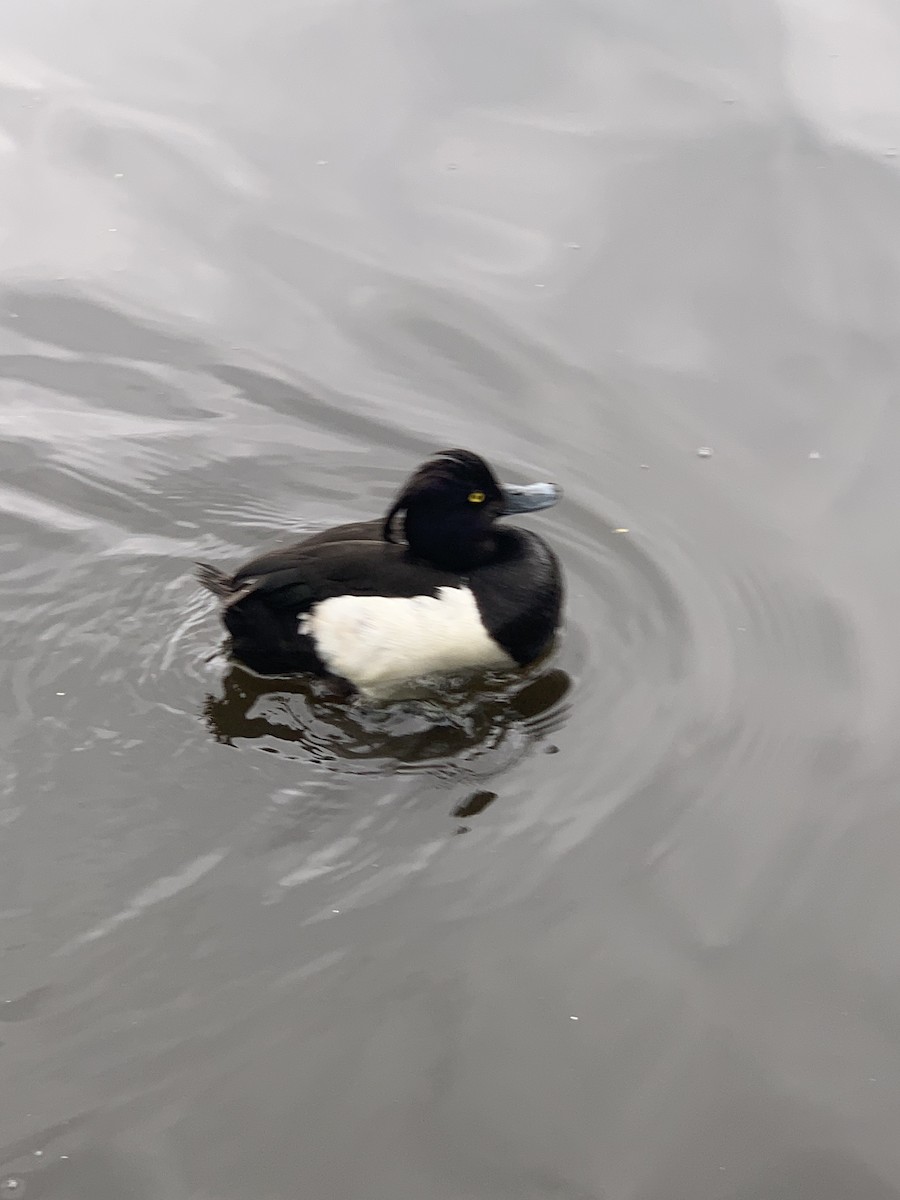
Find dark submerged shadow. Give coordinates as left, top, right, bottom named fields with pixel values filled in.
left=202, top=661, right=571, bottom=773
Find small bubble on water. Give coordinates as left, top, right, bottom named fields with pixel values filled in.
left=885, top=149, right=898, bottom=158
left=640, top=463, right=650, bottom=470
left=563, top=241, right=581, bottom=249
left=56, top=691, right=65, bottom=697
left=569, top=1015, right=579, bottom=1021
left=696, top=446, right=713, bottom=458
left=315, top=159, right=328, bottom=166
left=808, top=450, right=821, bottom=460
left=613, top=527, right=629, bottom=534
left=113, top=172, right=124, bottom=178
left=1, top=1179, right=22, bottom=1197
left=32, top=1152, right=42, bottom=1158
left=534, top=282, right=545, bottom=289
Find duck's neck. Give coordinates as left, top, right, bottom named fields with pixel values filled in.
left=403, top=511, right=496, bottom=573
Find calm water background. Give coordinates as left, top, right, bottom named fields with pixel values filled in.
left=2, top=2, right=900, bottom=1197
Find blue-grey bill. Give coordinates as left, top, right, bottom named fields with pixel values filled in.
left=501, top=482, right=560, bottom=515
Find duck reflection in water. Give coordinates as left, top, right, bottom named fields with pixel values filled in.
left=203, top=661, right=571, bottom=769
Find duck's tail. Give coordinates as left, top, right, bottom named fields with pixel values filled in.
left=195, top=561, right=234, bottom=599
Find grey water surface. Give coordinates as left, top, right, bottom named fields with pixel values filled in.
left=2, top=1, right=900, bottom=1198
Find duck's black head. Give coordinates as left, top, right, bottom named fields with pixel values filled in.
left=382, top=449, right=559, bottom=571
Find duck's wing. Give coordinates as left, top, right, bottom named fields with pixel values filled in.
left=195, top=519, right=385, bottom=602
left=277, top=518, right=384, bottom=553
left=211, top=539, right=458, bottom=615
left=228, top=520, right=382, bottom=587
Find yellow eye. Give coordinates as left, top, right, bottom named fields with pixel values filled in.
left=468, top=490, right=486, bottom=504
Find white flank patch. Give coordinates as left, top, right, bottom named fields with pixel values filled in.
left=301, top=586, right=513, bottom=694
